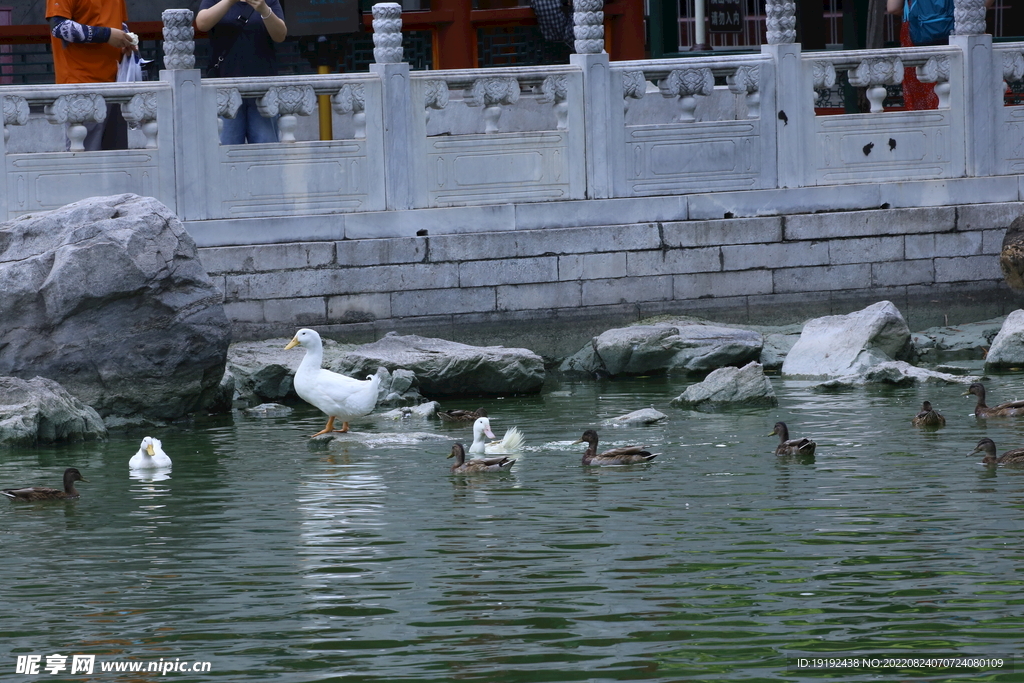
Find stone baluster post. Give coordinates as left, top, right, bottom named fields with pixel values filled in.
left=951, top=0, right=997, bottom=176
left=0, top=95, right=28, bottom=216
left=762, top=0, right=805, bottom=188
left=371, top=3, right=415, bottom=210
left=160, top=8, right=207, bottom=220
left=570, top=0, right=612, bottom=198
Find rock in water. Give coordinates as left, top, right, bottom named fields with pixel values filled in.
left=0, top=194, right=230, bottom=421
left=985, top=309, right=1024, bottom=369
left=670, top=361, right=777, bottom=410
left=333, top=333, right=544, bottom=396
left=781, top=301, right=911, bottom=378
left=0, top=376, right=107, bottom=446
left=560, top=322, right=763, bottom=377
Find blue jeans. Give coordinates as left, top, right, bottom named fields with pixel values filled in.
left=219, top=98, right=279, bottom=144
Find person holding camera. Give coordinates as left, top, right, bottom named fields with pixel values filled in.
left=196, top=0, right=287, bottom=144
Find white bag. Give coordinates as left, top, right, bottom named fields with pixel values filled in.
left=117, top=51, right=142, bottom=83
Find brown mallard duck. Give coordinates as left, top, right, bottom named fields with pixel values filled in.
left=447, top=442, right=515, bottom=473
left=2, top=467, right=88, bottom=501
left=912, top=401, right=946, bottom=427
left=437, top=407, right=487, bottom=423
left=967, top=438, right=1024, bottom=465
left=573, top=429, right=659, bottom=466
left=769, top=422, right=816, bottom=456
left=963, top=382, right=1024, bottom=418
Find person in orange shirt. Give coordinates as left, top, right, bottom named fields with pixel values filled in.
left=46, top=0, right=134, bottom=150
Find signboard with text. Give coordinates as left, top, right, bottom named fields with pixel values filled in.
left=284, top=0, right=361, bottom=36
left=708, top=0, right=743, bottom=33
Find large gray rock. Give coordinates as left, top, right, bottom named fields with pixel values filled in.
left=333, top=332, right=545, bottom=396
left=781, top=301, right=911, bottom=378
left=560, top=322, right=762, bottom=376
left=670, top=361, right=777, bottom=410
left=0, top=195, right=230, bottom=420
left=912, top=317, right=1003, bottom=361
left=0, top=376, right=107, bottom=446
left=812, top=361, right=981, bottom=389
left=985, top=310, right=1024, bottom=369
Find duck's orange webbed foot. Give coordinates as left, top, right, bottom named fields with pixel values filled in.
left=310, top=416, right=337, bottom=438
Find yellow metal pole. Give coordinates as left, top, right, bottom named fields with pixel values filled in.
left=318, top=64, right=333, bottom=140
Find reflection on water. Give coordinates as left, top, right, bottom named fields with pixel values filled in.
left=2, top=371, right=1023, bottom=681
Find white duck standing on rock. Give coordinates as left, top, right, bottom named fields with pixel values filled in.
left=469, top=416, right=525, bottom=455
left=285, top=328, right=381, bottom=437
left=129, top=436, right=172, bottom=469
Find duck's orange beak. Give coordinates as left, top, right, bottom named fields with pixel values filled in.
left=284, top=337, right=299, bottom=350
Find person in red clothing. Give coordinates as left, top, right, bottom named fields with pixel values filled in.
left=887, top=0, right=993, bottom=110
left=46, top=0, right=134, bottom=149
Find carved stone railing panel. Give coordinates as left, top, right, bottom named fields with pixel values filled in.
left=659, top=67, right=714, bottom=122
left=333, top=83, right=367, bottom=138
left=847, top=56, right=903, bottom=113
left=812, top=60, right=837, bottom=106
left=257, top=85, right=317, bottom=143
left=217, top=87, right=243, bottom=119
left=573, top=0, right=604, bottom=55
left=727, top=65, right=760, bottom=119
left=465, top=77, right=521, bottom=133
left=162, top=9, right=195, bottom=70
left=538, top=74, right=569, bottom=129
left=621, top=70, right=646, bottom=115
left=121, top=92, right=159, bottom=148
left=3, top=95, right=29, bottom=143
left=422, top=79, right=449, bottom=126
left=45, top=93, right=106, bottom=151
left=372, top=3, right=403, bottom=64
left=1002, top=50, right=1024, bottom=100
left=916, top=55, right=952, bottom=109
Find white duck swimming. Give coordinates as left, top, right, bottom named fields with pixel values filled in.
left=128, top=436, right=172, bottom=469
left=468, top=416, right=525, bottom=455
left=285, top=328, right=381, bottom=437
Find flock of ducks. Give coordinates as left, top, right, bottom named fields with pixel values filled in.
left=7, top=330, right=1024, bottom=498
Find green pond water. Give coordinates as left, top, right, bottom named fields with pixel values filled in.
left=2, top=367, right=1023, bottom=682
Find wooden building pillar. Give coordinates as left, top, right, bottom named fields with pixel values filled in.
left=433, top=0, right=475, bottom=69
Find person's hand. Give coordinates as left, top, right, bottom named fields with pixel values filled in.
left=107, top=28, right=133, bottom=49
left=243, top=0, right=272, bottom=18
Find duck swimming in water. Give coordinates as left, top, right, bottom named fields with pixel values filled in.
left=469, top=416, right=525, bottom=455
left=573, top=429, right=659, bottom=466
left=912, top=401, right=946, bottom=427
left=769, top=422, right=816, bottom=456
left=2, top=468, right=88, bottom=501
left=963, top=382, right=1024, bottom=418
left=447, top=442, right=516, bottom=473
left=437, top=407, right=487, bottom=423
left=129, top=436, right=172, bottom=469
left=967, top=437, right=1024, bottom=465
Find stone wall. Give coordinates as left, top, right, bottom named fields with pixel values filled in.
left=196, top=192, right=1024, bottom=358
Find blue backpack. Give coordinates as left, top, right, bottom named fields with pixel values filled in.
left=906, top=0, right=955, bottom=46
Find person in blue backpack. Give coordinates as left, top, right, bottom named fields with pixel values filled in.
left=887, top=0, right=993, bottom=109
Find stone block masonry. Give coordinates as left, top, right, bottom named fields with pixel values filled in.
left=198, top=198, right=1024, bottom=358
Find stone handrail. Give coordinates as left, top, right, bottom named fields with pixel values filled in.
left=0, top=4, right=1019, bottom=224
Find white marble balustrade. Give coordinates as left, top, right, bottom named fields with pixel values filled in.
left=0, top=80, right=172, bottom=216
left=0, top=4, right=1021, bottom=224
left=803, top=46, right=965, bottom=185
